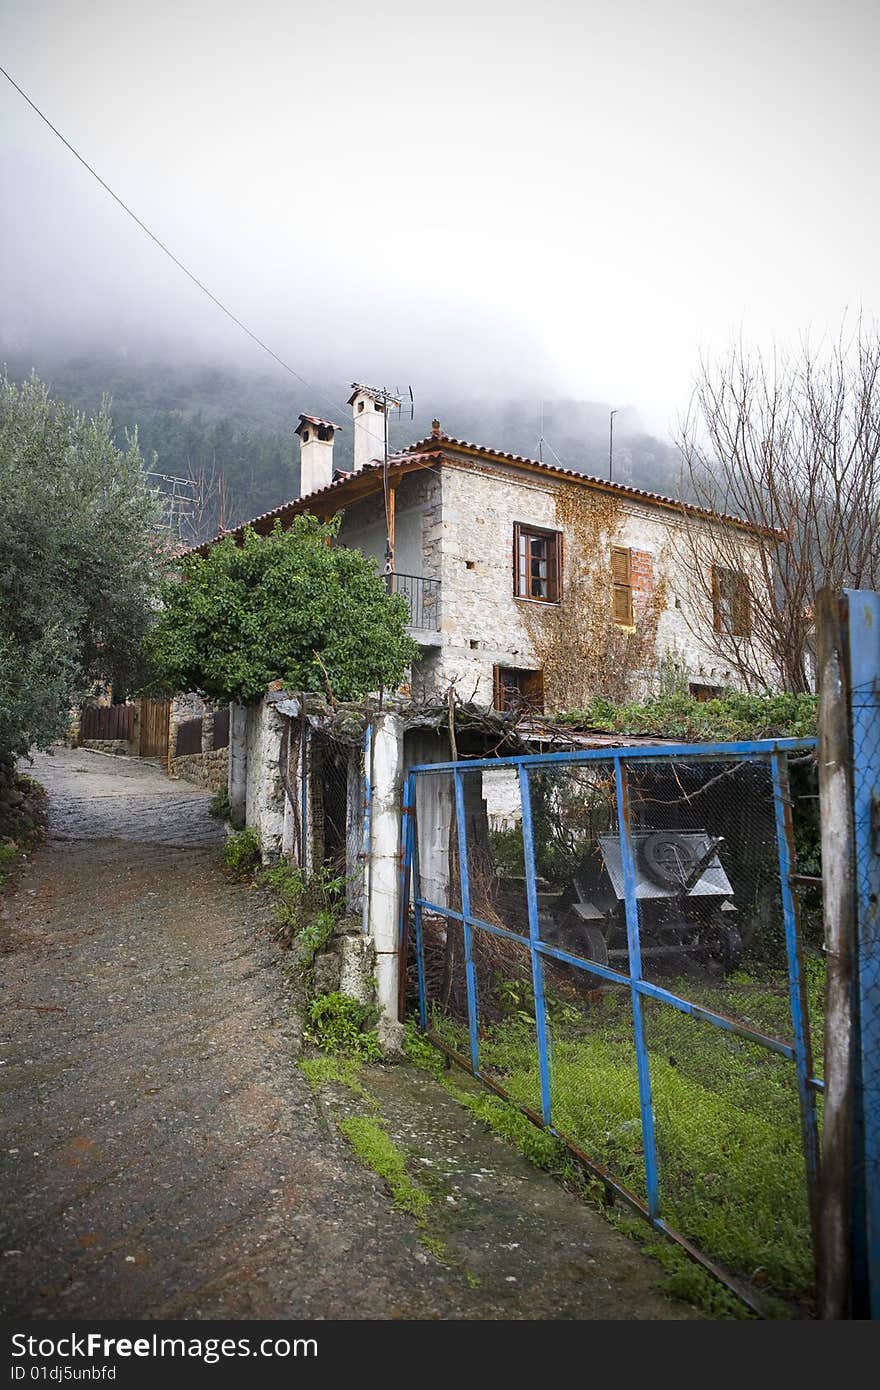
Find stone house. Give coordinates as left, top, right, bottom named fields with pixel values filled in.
left=192, top=389, right=776, bottom=1026
left=200, top=384, right=775, bottom=712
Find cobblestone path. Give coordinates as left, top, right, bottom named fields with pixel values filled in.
left=0, top=748, right=695, bottom=1320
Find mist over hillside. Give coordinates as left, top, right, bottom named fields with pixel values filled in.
left=2, top=350, right=688, bottom=542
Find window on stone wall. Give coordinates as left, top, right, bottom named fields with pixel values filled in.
left=493, top=665, right=545, bottom=713
left=689, top=682, right=724, bottom=703
left=513, top=523, right=561, bottom=602
left=611, top=546, right=634, bottom=626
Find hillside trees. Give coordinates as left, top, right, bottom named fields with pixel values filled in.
left=147, top=515, right=417, bottom=703
left=0, top=373, right=161, bottom=763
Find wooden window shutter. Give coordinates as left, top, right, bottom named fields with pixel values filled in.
left=732, top=572, right=751, bottom=637
left=513, top=523, right=522, bottom=597
left=493, top=664, right=503, bottom=710
left=711, top=566, right=723, bottom=631
left=611, top=546, right=633, bottom=625
left=521, top=668, right=545, bottom=712
left=611, top=546, right=630, bottom=584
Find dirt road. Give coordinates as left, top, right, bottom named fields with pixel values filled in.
left=0, top=747, right=694, bottom=1319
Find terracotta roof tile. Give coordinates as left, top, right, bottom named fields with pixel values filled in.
left=404, top=431, right=773, bottom=535
left=297, top=413, right=342, bottom=432
left=180, top=425, right=773, bottom=559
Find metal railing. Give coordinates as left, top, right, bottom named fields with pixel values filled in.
left=391, top=572, right=440, bottom=631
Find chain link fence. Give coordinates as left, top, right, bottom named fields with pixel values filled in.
left=402, top=740, right=821, bottom=1311
left=280, top=715, right=367, bottom=912
left=846, top=592, right=880, bottom=1318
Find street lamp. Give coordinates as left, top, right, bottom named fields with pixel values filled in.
left=609, top=409, right=619, bottom=481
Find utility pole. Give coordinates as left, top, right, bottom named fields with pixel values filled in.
left=609, top=409, right=619, bottom=481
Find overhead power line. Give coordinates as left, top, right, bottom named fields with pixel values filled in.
left=0, top=63, right=349, bottom=419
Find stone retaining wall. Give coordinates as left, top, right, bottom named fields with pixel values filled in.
left=79, top=739, right=132, bottom=756
left=170, top=747, right=228, bottom=791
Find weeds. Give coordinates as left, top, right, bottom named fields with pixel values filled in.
left=208, top=786, right=230, bottom=821
left=261, top=862, right=345, bottom=965
left=338, top=1116, right=432, bottom=1220
left=222, top=826, right=261, bottom=880
left=305, top=992, right=382, bottom=1061
left=0, top=841, right=16, bottom=888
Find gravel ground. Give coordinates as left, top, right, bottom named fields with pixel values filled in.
left=0, top=747, right=697, bottom=1320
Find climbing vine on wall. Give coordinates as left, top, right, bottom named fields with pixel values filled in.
left=519, top=485, right=668, bottom=711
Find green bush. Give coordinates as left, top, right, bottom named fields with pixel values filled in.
left=488, top=826, right=526, bottom=879
left=261, top=862, right=345, bottom=962
left=208, top=786, right=230, bottom=821
left=0, top=841, right=16, bottom=888
left=147, top=514, right=417, bottom=705
left=305, top=992, right=382, bottom=1061
left=222, top=826, right=261, bottom=880
left=559, top=690, right=817, bottom=743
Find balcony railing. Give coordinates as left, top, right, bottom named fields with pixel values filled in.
left=391, top=572, right=441, bottom=631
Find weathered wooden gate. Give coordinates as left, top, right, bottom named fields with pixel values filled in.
left=138, top=697, right=170, bottom=761
left=79, top=704, right=134, bottom=742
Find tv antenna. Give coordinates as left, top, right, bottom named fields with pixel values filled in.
left=146, top=471, right=199, bottom=542
left=536, top=402, right=565, bottom=470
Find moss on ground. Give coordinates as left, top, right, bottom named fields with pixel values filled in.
left=299, top=1054, right=377, bottom=1107
left=338, top=1115, right=433, bottom=1221
left=401, top=1012, right=806, bottom=1319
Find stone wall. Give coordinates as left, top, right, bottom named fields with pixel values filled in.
left=244, top=694, right=286, bottom=861
left=170, top=747, right=229, bottom=791
left=337, top=468, right=442, bottom=581
left=79, top=739, right=132, bottom=756
left=405, top=460, right=776, bottom=707
left=168, top=695, right=230, bottom=791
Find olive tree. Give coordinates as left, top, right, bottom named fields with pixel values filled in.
left=0, top=372, right=161, bottom=761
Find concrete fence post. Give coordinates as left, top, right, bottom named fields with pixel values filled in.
left=228, top=702, right=248, bottom=830
left=364, top=711, right=405, bottom=1038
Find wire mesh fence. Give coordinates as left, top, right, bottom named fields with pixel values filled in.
left=851, top=669, right=880, bottom=1316
left=280, top=718, right=367, bottom=912
left=401, top=739, right=821, bottom=1311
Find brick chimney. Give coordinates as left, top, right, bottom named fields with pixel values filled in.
left=295, top=415, right=341, bottom=497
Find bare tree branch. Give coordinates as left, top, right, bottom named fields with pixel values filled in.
left=674, top=319, right=880, bottom=692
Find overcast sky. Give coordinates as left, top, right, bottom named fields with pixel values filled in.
left=1, top=0, right=878, bottom=437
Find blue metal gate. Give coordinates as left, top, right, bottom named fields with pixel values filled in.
left=400, top=737, right=822, bottom=1312
left=844, top=591, right=880, bottom=1317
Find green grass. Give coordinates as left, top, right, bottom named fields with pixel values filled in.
left=404, top=1020, right=749, bottom=1317
left=299, top=1054, right=377, bottom=1107
left=338, top=1115, right=432, bottom=1221
left=0, top=841, right=16, bottom=887
left=409, top=974, right=817, bottom=1306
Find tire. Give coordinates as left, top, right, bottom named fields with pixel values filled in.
left=543, top=911, right=609, bottom=968
left=640, top=831, right=699, bottom=890
left=704, top=920, right=742, bottom=973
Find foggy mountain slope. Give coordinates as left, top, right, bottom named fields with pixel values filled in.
left=2, top=353, right=688, bottom=540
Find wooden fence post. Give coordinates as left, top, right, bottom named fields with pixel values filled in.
left=816, top=588, right=857, bottom=1317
